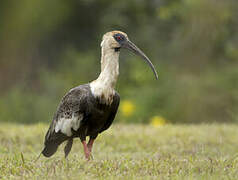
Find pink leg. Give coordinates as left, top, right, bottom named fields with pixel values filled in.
left=81, top=140, right=90, bottom=160
left=87, top=139, right=95, bottom=153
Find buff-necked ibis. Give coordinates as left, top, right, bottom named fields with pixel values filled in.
left=41, top=31, right=158, bottom=160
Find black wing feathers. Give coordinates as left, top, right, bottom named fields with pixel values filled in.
left=42, top=85, right=90, bottom=157
left=42, top=84, right=120, bottom=158
left=42, top=131, right=68, bottom=157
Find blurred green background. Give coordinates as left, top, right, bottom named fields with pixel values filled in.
left=0, top=0, right=237, bottom=124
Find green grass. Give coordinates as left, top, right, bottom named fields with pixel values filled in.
left=0, top=123, right=238, bottom=179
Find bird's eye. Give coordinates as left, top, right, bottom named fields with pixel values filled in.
left=116, top=36, right=122, bottom=40
left=114, top=33, right=124, bottom=42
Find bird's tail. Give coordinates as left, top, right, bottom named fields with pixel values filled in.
left=42, top=129, right=68, bottom=157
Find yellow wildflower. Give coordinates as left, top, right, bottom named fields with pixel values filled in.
left=150, top=116, right=167, bottom=127
left=120, top=100, right=135, bottom=117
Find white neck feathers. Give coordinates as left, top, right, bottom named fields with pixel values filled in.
left=90, top=46, right=119, bottom=105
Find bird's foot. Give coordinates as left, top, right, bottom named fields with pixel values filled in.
left=82, top=140, right=91, bottom=161
left=85, top=151, right=91, bottom=161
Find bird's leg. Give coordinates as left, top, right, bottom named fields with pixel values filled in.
left=88, top=135, right=98, bottom=152
left=87, top=135, right=97, bottom=159
left=87, top=138, right=95, bottom=153
left=81, top=140, right=90, bottom=160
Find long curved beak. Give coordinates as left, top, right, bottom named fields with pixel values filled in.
left=121, top=40, right=158, bottom=80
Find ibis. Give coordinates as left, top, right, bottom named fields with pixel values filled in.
left=41, top=31, right=158, bottom=160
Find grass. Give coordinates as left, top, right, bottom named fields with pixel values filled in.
left=0, top=123, right=238, bottom=179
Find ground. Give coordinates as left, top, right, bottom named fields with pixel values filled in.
left=0, top=123, right=238, bottom=179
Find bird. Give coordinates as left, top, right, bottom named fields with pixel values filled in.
left=41, top=30, right=158, bottom=160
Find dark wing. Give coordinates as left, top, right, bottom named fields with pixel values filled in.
left=47, top=85, right=90, bottom=137
left=99, top=92, right=120, bottom=133
left=42, top=84, right=90, bottom=157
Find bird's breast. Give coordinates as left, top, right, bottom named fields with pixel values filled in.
left=89, top=82, right=115, bottom=105
left=85, top=100, right=115, bottom=134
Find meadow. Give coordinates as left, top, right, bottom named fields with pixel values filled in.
left=0, top=123, right=238, bottom=179
left=1, top=0, right=238, bottom=179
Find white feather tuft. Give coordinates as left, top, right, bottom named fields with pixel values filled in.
left=55, top=113, right=83, bottom=136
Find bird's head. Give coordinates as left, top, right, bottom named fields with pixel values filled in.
left=101, top=31, right=158, bottom=80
